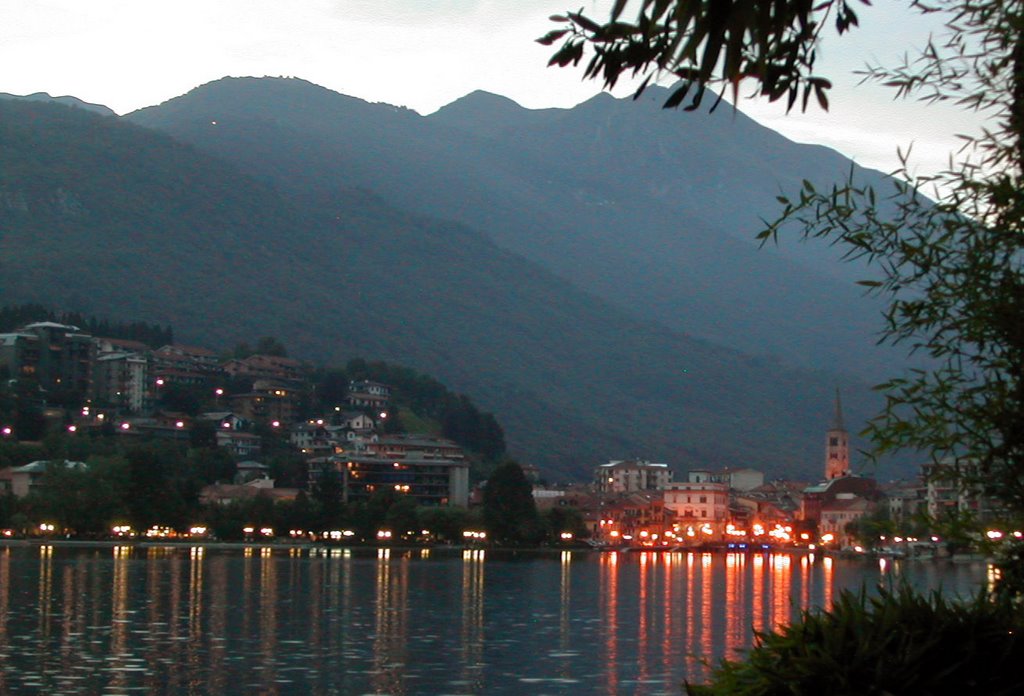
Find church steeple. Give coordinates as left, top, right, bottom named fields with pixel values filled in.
left=825, top=388, right=849, bottom=480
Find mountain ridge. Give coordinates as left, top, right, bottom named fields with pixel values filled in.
left=1, top=88, right=904, bottom=481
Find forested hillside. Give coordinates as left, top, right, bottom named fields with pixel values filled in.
left=0, top=96, right=890, bottom=480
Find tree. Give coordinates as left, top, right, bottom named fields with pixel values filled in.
left=311, top=467, right=345, bottom=528
left=482, top=461, right=542, bottom=545
left=540, top=1, right=865, bottom=113
left=545, top=0, right=1024, bottom=571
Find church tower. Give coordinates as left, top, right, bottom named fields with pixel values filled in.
left=825, top=389, right=850, bottom=480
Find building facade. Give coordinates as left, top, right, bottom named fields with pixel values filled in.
left=594, top=459, right=673, bottom=493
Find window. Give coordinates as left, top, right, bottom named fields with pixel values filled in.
left=699, top=496, right=707, bottom=503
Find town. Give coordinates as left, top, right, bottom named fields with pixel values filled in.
left=0, top=318, right=1007, bottom=554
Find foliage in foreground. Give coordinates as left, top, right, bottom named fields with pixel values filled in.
left=687, top=586, right=1024, bottom=696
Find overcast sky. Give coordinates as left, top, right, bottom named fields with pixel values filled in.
left=1, top=0, right=985, bottom=179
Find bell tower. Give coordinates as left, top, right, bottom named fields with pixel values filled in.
left=825, top=389, right=849, bottom=480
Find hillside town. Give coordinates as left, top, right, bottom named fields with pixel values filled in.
left=0, top=320, right=1002, bottom=552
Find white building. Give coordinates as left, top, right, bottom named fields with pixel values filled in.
left=663, top=481, right=729, bottom=522
left=594, top=459, right=673, bottom=493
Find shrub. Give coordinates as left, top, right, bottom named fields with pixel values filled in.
left=687, top=585, right=1024, bottom=695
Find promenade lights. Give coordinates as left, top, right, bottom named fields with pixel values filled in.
left=259, top=527, right=274, bottom=537
left=560, top=532, right=574, bottom=541
left=685, top=526, right=696, bottom=538
left=820, top=533, right=835, bottom=544
left=462, top=530, right=486, bottom=540
left=752, top=523, right=765, bottom=537
left=609, top=530, right=621, bottom=539
left=1014, top=531, right=1023, bottom=539
left=987, top=530, right=1004, bottom=540
left=700, top=523, right=713, bottom=536
left=120, top=422, right=130, bottom=431
left=242, top=526, right=255, bottom=537
left=67, top=425, right=77, bottom=433
left=377, top=530, right=393, bottom=540
left=112, top=525, right=133, bottom=537
left=271, top=421, right=281, bottom=428
left=39, top=523, right=56, bottom=534
left=1, top=426, right=13, bottom=437
left=189, top=526, right=208, bottom=536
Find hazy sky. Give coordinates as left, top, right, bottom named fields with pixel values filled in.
left=0, top=0, right=985, bottom=178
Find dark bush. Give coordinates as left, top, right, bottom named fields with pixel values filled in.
left=687, top=585, right=1024, bottom=696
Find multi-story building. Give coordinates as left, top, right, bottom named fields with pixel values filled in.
left=93, top=351, right=151, bottom=413
left=346, top=380, right=391, bottom=410
left=687, top=467, right=765, bottom=491
left=152, top=344, right=223, bottom=387
left=229, top=380, right=299, bottom=425
left=313, top=436, right=469, bottom=507
left=663, top=480, right=729, bottom=522
left=215, top=430, right=262, bottom=458
left=0, top=322, right=94, bottom=400
left=223, top=354, right=309, bottom=384
left=923, top=458, right=995, bottom=520
left=819, top=494, right=874, bottom=546
left=594, top=459, right=673, bottom=493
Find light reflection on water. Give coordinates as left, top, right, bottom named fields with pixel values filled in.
left=0, top=544, right=987, bottom=695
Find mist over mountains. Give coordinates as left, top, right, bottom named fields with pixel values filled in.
left=0, top=79, right=913, bottom=481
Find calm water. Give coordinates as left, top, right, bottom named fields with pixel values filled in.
left=0, top=544, right=987, bottom=695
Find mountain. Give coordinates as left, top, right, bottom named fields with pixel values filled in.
left=127, top=77, right=904, bottom=383
left=0, top=91, right=116, bottom=117
left=0, top=97, right=889, bottom=481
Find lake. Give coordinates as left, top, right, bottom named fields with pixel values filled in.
left=0, top=544, right=988, bottom=695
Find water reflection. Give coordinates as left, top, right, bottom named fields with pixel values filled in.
left=600, top=551, right=618, bottom=695
left=0, top=548, right=9, bottom=692
left=0, top=546, right=987, bottom=695
left=373, top=547, right=409, bottom=694
left=461, top=548, right=486, bottom=691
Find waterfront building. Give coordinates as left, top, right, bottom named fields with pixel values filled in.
left=594, top=459, right=673, bottom=493
left=923, top=458, right=997, bottom=520
left=819, top=494, right=874, bottom=547
left=800, top=475, right=883, bottom=524
left=663, top=480, right=729, bottom=522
